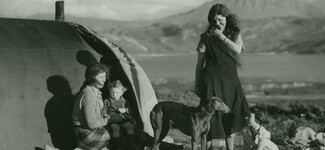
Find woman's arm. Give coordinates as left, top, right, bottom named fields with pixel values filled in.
left=82, top=94, right=108, bottom=129
left=195, top=51, right=206, bottom=96
left=102, top=99, right=111, bottom=118
left=213, top=29, right=244, bottom=54
left=223, top=34, right=244, bottom=54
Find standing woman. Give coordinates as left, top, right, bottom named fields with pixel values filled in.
left=195, top=4, right=249, bottom=150
left=73, top=63, right=110, bottom=150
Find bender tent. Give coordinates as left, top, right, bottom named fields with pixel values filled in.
left=0, top=18, right=157, bottom=150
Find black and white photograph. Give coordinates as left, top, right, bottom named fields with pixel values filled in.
left=1, top=0, right=325, bottom=150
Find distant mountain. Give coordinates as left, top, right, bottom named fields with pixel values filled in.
left=28, top=0, right=325, bottom=54
left=98, top=17, right=325, bottom=54
left=93, top=0, right=325, bottom=54
left=242, top=17, right=325, bottom=54
left=161, top=0, right=325, bottom=23
left=28, top=13, right=154, bottom=29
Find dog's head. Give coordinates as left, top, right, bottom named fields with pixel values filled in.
left=208, top=97, right=231, bottom=113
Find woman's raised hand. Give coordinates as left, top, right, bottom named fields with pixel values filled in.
left=209, top=28, right=226, bottom=41
left=213, top=28, right=227, bottom=40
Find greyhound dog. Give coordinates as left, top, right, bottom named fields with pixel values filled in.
left=150, top=97, right=231, bottom=150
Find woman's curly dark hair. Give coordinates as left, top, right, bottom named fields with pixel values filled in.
left=224, top=14, right=242, bottom=66
left=224, top=14, right=240, bottom=41
left=208, top=4, right=230, bottom=25
left=207, top=4, right=240, bottom=41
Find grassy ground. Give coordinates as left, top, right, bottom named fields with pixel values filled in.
left=151, top=78, right=325, bottom=150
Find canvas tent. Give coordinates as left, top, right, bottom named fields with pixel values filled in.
left=0, top=18, right=157, bottom=150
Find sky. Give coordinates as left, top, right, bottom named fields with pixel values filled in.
left=0, top=0, right=210, bottom=20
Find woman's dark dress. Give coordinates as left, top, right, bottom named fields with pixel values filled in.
left=198, top=32, right=249, bottom=139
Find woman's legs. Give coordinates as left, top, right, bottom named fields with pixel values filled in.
left=206, top=140, right=213, bottom=150
left=225, top=133, right=235, bottom=150
left=207, top=134, right=236, bottom=150
left=74, top=127, right=110, bottom=150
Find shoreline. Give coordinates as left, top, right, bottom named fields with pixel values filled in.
left=149, top=77, right=325, bottom=84
left=246, top=94, right=325, bottom=101
left=131, top=52, right=324, bottom=58
left=132, top=52, right=196, bottom=57
left=134, top=54, right=325, bottom=83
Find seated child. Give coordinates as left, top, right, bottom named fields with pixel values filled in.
left=243, top=105, right=279, bottom=150
left=103, top=80, right=134, bottom=149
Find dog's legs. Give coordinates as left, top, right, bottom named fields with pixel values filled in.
left=201, top=124, right=210, bottom=150
left=158, top=116, right=170, bottom=142
left=201, top=133, right=208, bottom=150
left=225, top=134, right=235, bottom=150
left=150, top=110, right=162, bottom=150
left=191, top=131, right=199, bottom=150
left=154, top=116, right=170, bottom=150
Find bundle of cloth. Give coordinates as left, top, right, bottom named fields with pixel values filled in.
left=285, top=126, right=325, bottom=149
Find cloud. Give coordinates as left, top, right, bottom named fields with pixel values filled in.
left=66, top=3, right=119, bottom=19
left=0, top=0, right=209, bottom=20
left=0, top=0, right=52, bottom=18
left=65, top=0, right=203, bottom=20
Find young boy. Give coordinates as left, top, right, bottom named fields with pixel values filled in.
left=103, top=80, right=134, bottom=150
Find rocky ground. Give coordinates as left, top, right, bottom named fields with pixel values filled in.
left=152, top=78, right=325, bottom=150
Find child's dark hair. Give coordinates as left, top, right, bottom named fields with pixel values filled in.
left=108, top=80, right=127, bottom=92
left=249, top=105, right=269, bottom=124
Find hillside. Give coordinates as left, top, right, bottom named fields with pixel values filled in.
left=242, top=17, right=325, bottom=54
left=94, top=17, right=325, bottom=54
left=29, top=0, right=325, bottom=54
left=93, top=0, right=325, bottom=54
left=161, top=0, right=325, bottom=23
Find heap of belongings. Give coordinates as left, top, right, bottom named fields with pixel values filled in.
left=284, top=126, right=325, bottom=150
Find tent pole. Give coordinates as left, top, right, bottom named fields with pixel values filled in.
left=55, top=1, right=65, bottom=21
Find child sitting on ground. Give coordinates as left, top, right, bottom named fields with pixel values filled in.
left=243, top=105, right=279, bottom=150
left=103, top=80, right=135, bottom=150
